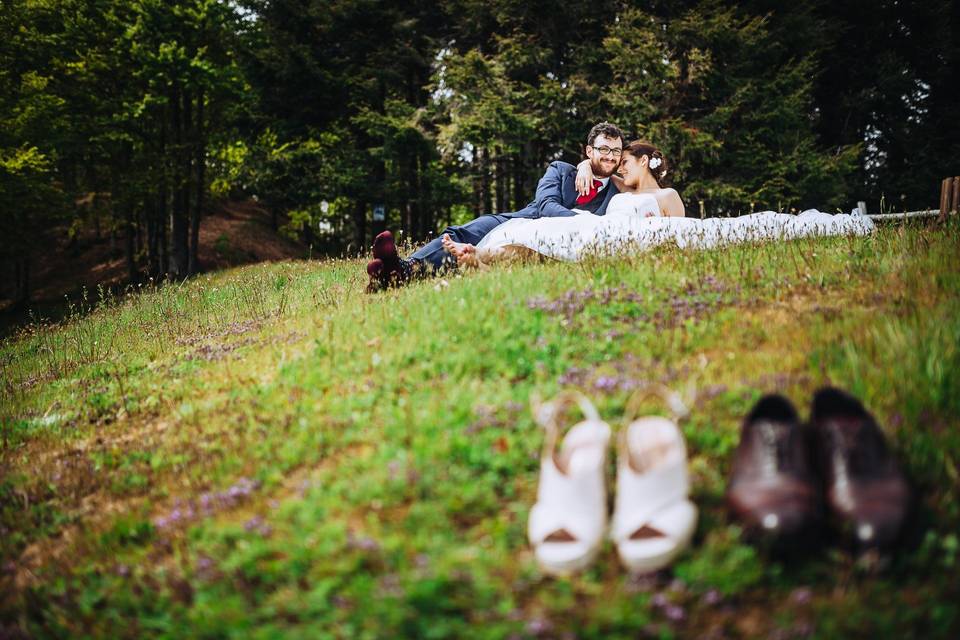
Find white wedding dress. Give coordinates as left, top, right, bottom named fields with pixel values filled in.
left=476, top=192, right=875, bottom=261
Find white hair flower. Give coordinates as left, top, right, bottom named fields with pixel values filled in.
left=648, top=156, right=662, bottom=169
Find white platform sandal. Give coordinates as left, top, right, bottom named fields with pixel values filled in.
left=611, top=393, right=697, bottom=574
left=528, top=393, right=611, bottom=576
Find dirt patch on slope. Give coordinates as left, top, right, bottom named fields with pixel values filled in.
left=0, top=200, right=306, bottom=332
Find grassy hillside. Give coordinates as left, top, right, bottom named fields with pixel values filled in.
left=1, top=221, right=958, bottom=638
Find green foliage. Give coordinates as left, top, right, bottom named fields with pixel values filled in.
left=242, top=129, right=346, bottom=236
left=674, top=526, right=766, bottom=596
left=208, top=139, right=249, bottom=199
left=603, top=2, right=859, bottom=215
left=433, top=49, right=537, bottom=156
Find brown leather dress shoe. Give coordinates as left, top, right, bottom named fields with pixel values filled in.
left=727, top=394, right=822, bottom=541
left=809, top=387, right=912, bottom=552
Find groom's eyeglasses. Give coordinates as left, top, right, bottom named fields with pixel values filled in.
left=590, top=145, right=622, bottom=157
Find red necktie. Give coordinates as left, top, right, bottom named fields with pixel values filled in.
left=576, top=179, right=603, bottom=205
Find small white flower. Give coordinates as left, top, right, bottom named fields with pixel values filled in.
left=649, top=156, right=662, bottom=169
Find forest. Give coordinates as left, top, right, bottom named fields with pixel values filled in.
left=2, top=0, right=958, bottom=302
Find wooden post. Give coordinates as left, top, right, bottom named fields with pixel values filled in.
left=940, top=178, right=953, bottom=223
left=952, top=176, right=960, bottom=215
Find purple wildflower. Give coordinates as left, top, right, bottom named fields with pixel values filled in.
left=700, top=384, right=729, bottom=400
left=626, top=572, right=658, bottom=593
left=414, top=553, right=431, bottom=569
left=558, top=366, right=587, bottom=386
left=793, top=621, right=815, bottom=636
left=790, top=587, right=813, bottom=605
left=594, top=376, right=620, bottom=392
left=651, top=593, right=669, bottom=608
left=525, top=617, right=553, bottom=636
left=348, top=533, right=380, bottom=552
left=663, top=604, right=686, bottom=622
left=298, top=479, right=312, bottom=496
left=378, top=573, right=403, bottom=597
left=388, top=460, right=402, bottom=480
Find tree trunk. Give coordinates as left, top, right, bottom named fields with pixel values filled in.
left=14, top=257, right=30, bottom=305
left=112, top=149, right=137, bottom=282
left=472, top=170, right=482, bottom=220
left=147, top=196, right=161, bottom=279
left=479, top=146, right=492, bottom=216
left=354, top=200, right=367, bottom=254
left=495, top=146, right=507, bottom=214
left=124, top=206, right=136, bottom=281
left=149, top=113, right=168, bottom=280
left=512, top=152, right=523, bottom=211
left=416, top=151, right=427, bottom=238
left=135, top=207, right=143, bottom=259
left=169, top=84, right=189, bottom=279
left=403, top=153, right=415, bottom=238
left=159, top=191, right=169, bottom=277
left=189, top=89, right=205, bottom=276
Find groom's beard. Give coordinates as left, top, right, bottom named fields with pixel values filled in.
left=590, top=156, right=619, bottom=178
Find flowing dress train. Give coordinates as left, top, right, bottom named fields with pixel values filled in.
left=476, top=192, right=874, bottom=261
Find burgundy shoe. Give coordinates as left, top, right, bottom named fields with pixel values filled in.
left=366, top=258, right=387, bottom=293
left=809, top=387, right=912, bottom=552
left=373, top=230, right=399, bottom=263
left=727, top=395, right=822, bottom=542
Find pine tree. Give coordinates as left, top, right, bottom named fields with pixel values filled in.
left=602, top=1, right=858, bottom=215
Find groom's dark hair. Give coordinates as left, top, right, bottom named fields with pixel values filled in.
left=586, top=122, right=624, bottom=147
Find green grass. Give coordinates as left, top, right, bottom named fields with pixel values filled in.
left=1, top=221, right=959, bottom=638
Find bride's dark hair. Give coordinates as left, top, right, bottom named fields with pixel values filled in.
left=624, top=140, right=669, bottom=187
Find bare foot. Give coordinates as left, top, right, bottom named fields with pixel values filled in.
left=458, top=248, right=482, bottom=268
left=442, top=234, right=478, bottom=263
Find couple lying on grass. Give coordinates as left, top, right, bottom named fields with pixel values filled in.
left=366, top=121, right=874, bottom=290
left=366, top=121, right=683, bottom=289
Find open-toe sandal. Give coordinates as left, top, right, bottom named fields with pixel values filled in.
left=611, top=387, right=697, bottom=574
left=528, top=392, right=611, bottom=576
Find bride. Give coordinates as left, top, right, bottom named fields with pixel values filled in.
left=442, top=141, right=685, bottom=265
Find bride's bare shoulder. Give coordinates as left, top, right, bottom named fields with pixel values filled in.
left=655, top=188, right=685, bottom=217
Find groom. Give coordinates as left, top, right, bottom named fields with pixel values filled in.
left=367, top=121, right=625, bottom=290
